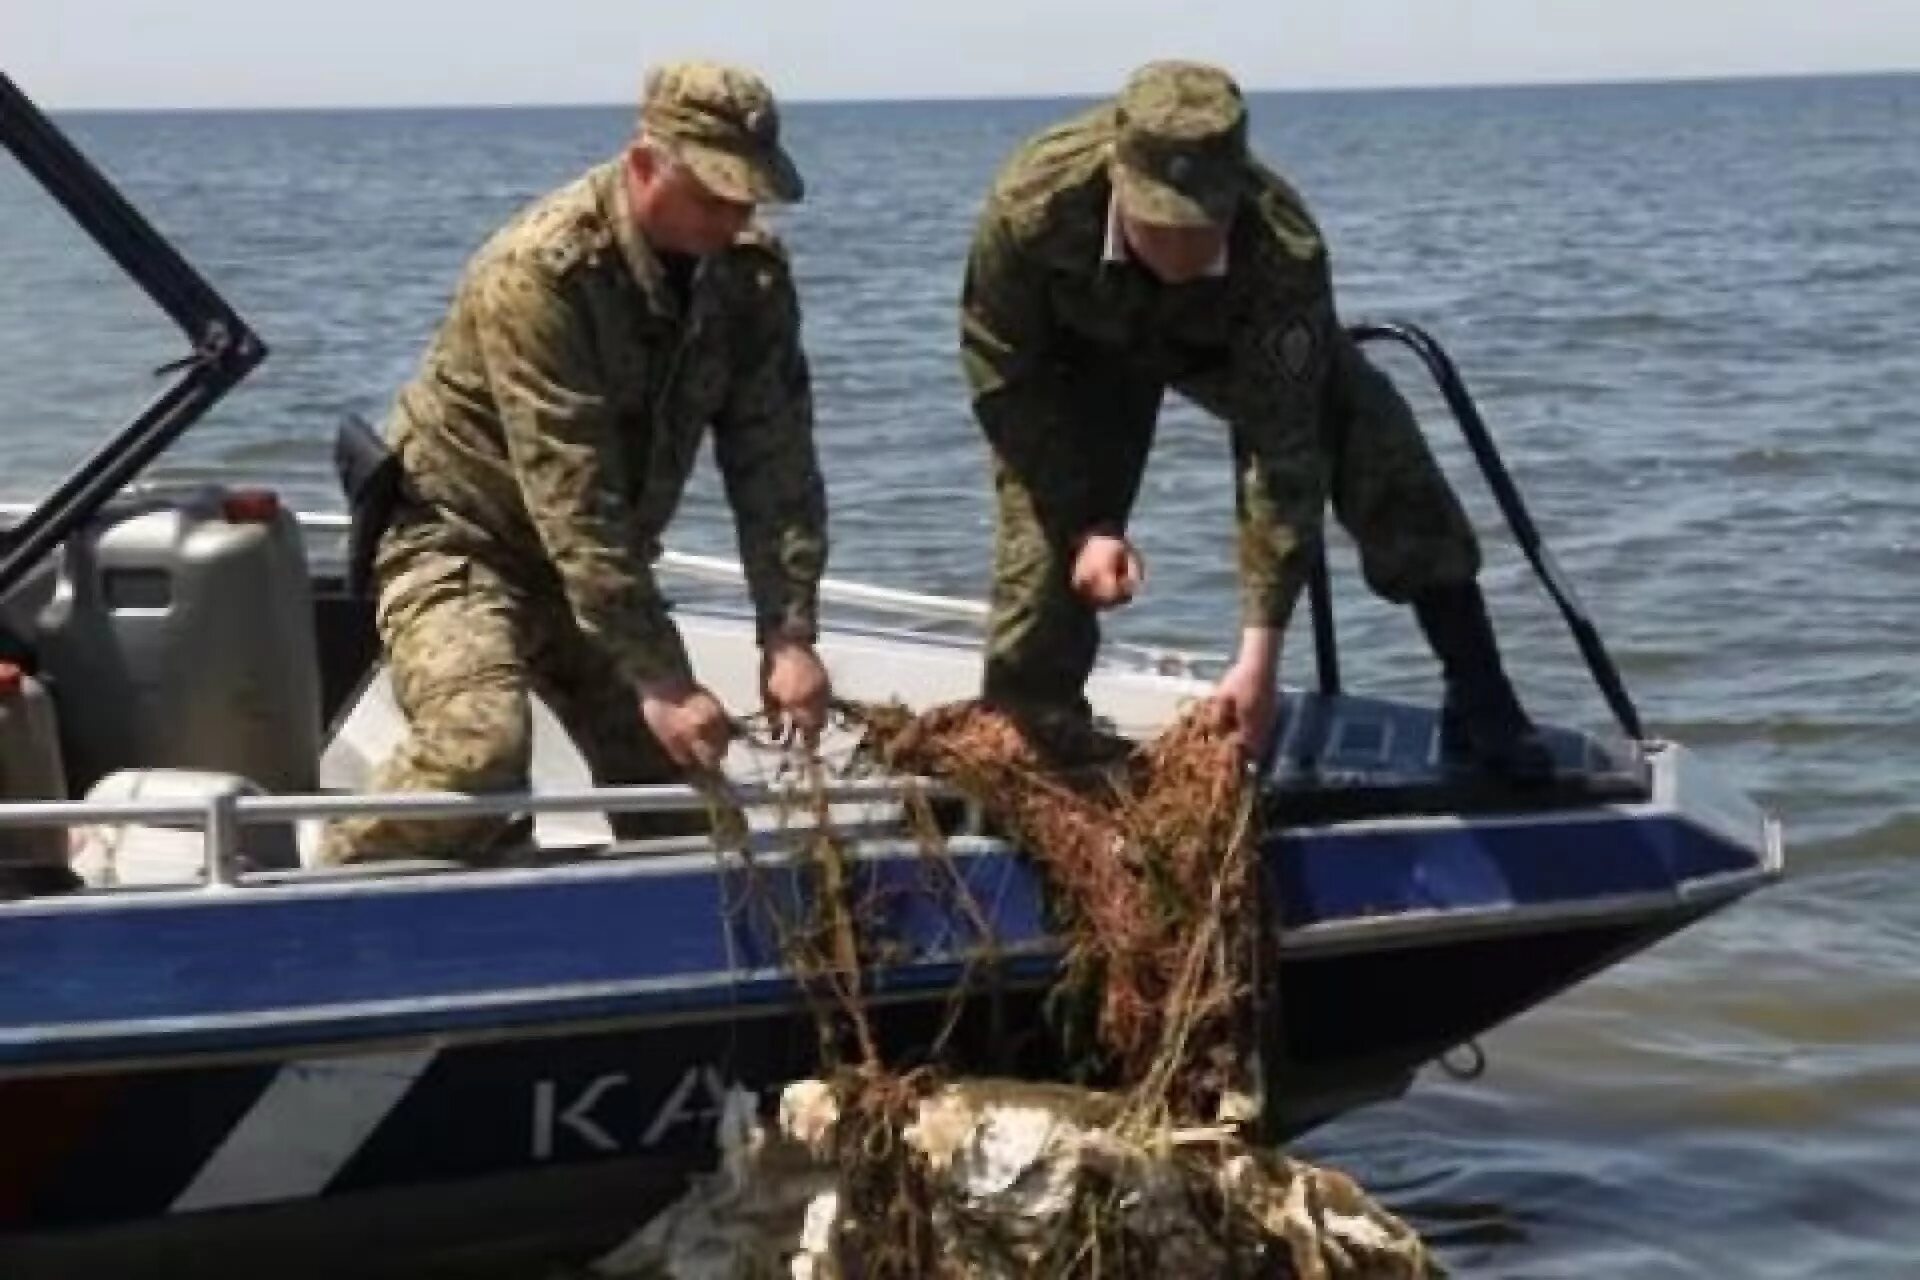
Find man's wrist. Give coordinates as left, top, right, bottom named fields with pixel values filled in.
left=637, top=674, right=697, bottom=703
left=1073, top=522, right=1125, bottom=551
left=758, top=616, right=818, bottom=650
left=1234, top=625, right=1281, bottom=673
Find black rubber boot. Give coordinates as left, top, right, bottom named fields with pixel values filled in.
left=1411, top=582, right=1556, bottom=785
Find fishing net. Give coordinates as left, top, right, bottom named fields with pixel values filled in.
left=595, top=698, right=1437, bottom=1279
left=856, top=698, right=1261, bottom=1128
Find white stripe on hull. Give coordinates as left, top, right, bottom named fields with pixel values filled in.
left=171, top=1048, right=434, bottom=1212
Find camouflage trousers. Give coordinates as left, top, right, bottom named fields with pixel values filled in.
left=984, top=346, right=1481, bottom=711
left=317, top=538, right=696, bottom=864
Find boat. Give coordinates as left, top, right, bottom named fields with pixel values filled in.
left=0, top=72, right=1781, bottom=1278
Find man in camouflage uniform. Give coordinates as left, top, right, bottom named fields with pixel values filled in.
left=321, top=62, right=829, bottom=863
left=962, top=60, right=1550, bottom=778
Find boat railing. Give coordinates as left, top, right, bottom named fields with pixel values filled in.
left=0, top=774, right=963, bottom=892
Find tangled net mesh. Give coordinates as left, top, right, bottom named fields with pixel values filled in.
left=691, top=697, right=1434, bottom=1279
left=855, top=698, right=1260, bottom=1128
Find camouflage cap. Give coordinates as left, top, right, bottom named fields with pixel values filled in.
left=639, top=61, right=804, bottom=204
left=1110, top=60, right=1248, bottom=227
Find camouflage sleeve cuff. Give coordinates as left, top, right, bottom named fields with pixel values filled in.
left=1234, top=475, right=1318, bottom=631
left=1240, top=568, right=1308, bottom=632
left=757, top=610, right=819, bottom=648
left=608, top=608, right=695, bottom=689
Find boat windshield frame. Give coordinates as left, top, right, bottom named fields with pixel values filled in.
left=0, top=71, right=267, bottom=598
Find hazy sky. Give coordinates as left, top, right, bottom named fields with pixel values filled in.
left=7, top=0, right=1919, bottom=110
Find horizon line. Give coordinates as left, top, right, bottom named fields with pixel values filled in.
left=35, top=64, right=1919, bottom=116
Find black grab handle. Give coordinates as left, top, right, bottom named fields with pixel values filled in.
left=1312, top=320, right=1644, bottom=742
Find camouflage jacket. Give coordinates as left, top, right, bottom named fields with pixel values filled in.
left=385, top=159, right=825, bottom=685
left=961, top=106, right=1345, bottom=627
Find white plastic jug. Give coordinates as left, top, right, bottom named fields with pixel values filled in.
left=38, top=486, right=322, bottom=794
